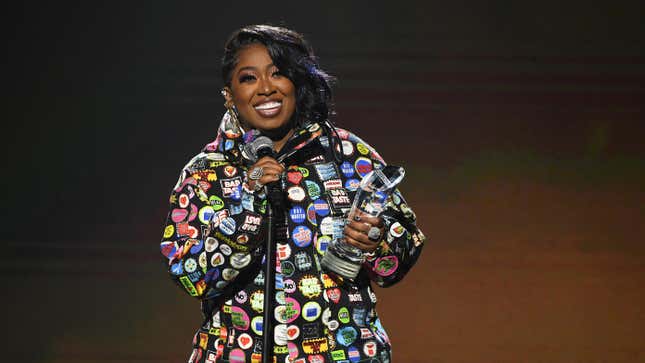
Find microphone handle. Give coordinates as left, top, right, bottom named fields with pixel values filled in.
left=256, top=148, right=285, bottom=212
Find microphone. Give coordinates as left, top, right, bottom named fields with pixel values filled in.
left=247, top=136, right=285, bottom=212
left=247, top=136, right=274, bottom=161
left=248, top=137, right=284, bottom=363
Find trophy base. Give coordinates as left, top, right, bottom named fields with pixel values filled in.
left=320, top=251, right=363, bottom=280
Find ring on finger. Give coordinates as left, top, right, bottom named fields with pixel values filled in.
left=367, top=226, right=382, bottom=241
left=253, top=181, right=264, bottom=192
left=249, top=167, right=264, bottom=180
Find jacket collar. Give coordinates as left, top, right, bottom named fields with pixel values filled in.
left=203, top=111, right=325, bottom=166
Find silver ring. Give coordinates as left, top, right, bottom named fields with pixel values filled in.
left=253, top=181, right=264, bottom=192
left=367, top=226, right=382, bottom=241
left=249, top=167, right=264, bottom=181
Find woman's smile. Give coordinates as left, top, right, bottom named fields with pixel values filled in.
left=253, top=100, right=282, bottom=117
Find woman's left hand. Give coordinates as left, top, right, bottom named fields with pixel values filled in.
left=343, top=210, right=384, bottom=253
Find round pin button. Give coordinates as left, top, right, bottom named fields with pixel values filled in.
left=163, top=225, right=174, bottom=239
left=291, top=225, right=312, bottom=247
left=250, top=290, right=264, bottom=313
left=219, top=244, right=232, bottom=256
left=313, top=199, right=330, bottom=217
left=219, top=217, right=236, bottom=235
left=315, top=235, right=331, bottom=255
left=283, top=279, right=296, bottom=294
left=305, top=180, right=321, bottom=199
left=237, top=333, right=253, bottom=350
left=284, top=297, right=301, bottom=323
left=171, top=208, right=188, bottom=223
left=357, top=143, right=370, bottom=155
left=274, top=324, right=288, bottom=346
left=302, top=301, right=321, bottom=322
left=230, top=253, right=251, bottom=269
left=209, top=195, right=225, bottom=211
left=341, top=161, right=355, bottom=177
left=222, top=268, right=239, bottom=281
left=179, top=194, right=190, bottom=208
left=306, top=203, right=317, bottom=225
left=286, top=325, right=300, bottom=340
left=354, top=157, right=373, bottom=178
left=338, top=307, right=350, bottom=324
left=275, top=290, right=285, bottom=305
left=281, top=261, right=295, bottom=277
left=289, top=206, right=306, bottom=224
left=320, top=217, right=334, bottom=235
left=321, top=307, right=331, bottom=325
left=230, top=306, right=250, bottom=331
left=184, top=258, right=197, bottom=273
left=198, top=206, right=216, bottom=224
left=373, top=256, right=399, bottom=277
left=345, top=178, right=360, bottom=191
left=342, top=140, right=354, bottom=155
left=363, top=341, right=377, bottom=357
left=210, top=252, right=224, bottom=267
left=199, top=251, right=208, bottom=269
left=228, top=348, right=245, bottom=363
left=287, top=186, right=306, bottom=202
left=336, top=327, right=358, bottom=347
left=251, top=316, right=263, bottom=336
left=389, top=222, right=405, bottom=238
left=235, top=290, right=248, bottom=304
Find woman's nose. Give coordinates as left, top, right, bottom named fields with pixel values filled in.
left=258, top=77, right=276, bottom=95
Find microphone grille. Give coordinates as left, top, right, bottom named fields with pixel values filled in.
left=246, top=136, right=274, bottom=161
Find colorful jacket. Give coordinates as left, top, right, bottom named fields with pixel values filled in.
left=160, top=113, right=426, bottom=363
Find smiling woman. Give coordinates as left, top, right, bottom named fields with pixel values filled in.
left=160, top=24, right=426, bottom=363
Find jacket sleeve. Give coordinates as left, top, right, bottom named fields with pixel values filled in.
left=363, top=187, right=426, bottom=287
left=344, top=133, right=427, bottom=287
left=160, top=152, right=267, bottom=300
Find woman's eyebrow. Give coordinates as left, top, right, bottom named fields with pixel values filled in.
left=236, top=63, right=276, bottom=74
left=236, top=66, right=257, bottom=74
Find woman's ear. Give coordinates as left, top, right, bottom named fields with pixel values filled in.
left=222, top=87, right=233, bottom=104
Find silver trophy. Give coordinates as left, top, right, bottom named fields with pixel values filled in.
left=321, top=165, right=405, bottom=280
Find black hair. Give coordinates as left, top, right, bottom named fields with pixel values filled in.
left=221, top=24, right=335, bottom=128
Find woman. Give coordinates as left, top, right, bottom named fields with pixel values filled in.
left=160, top=24, right=426, bottom=363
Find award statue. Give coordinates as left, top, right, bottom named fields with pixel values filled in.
left=321, top=165, right=405, bottom=280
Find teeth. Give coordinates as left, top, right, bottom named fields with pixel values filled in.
left=254, top=101, right=281, bottom=110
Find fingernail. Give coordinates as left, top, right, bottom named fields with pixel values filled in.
left=353, top=215, right=361, bottom=221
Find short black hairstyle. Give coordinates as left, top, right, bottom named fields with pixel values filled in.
left=221, top=24, right=335, bottom=127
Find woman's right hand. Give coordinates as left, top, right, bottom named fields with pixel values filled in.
left=247, top=156, right=284, bottom=192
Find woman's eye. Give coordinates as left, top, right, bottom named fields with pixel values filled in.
left=272, top=70, right=283, bottom=77
left=239, top=74, right=256, bottom=83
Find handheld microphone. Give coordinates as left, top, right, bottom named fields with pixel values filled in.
left=248, top=136, right=284, bottom=363
left=247, top=136, right=285, bottom=212
left=249, top=136, right=275, bottom=160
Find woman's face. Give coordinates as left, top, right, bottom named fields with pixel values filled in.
left=225, top=43, right=296, bottom=135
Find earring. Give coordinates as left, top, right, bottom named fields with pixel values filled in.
left=221, top=88, right=245, bottom=137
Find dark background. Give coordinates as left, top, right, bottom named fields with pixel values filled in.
left=3, top=1, right=644, bottom=362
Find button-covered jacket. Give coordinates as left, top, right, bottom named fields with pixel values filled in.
left=160, top=114, right=426, bottom=363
